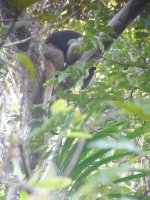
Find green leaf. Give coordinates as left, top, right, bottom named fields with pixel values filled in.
left=55, top=137, right=75, bottom=166
left=135, top=32, right=149, bottom=39
left=114, top=171, right=149, bottom=183
left=32, top=177, right=72, bottom=190
left=116, top=101, right=150, bottom=120
left=69, top=152, right=131, bottom=194
left=12, top=159, right=24, bottom=179
left=60, top=142, right=78, bottom=172
left=89, top=139, right=140, bottom=153
left=127, top=126, right=148, bottom=139
left=91, top=126, right=120, bottom=141
left=37, top=14, right=54, bottom=21
left=70, top=149, right=109, bottom=179
left=61, top=131, right=92, bottom=139
left=57, top=71, right=69, bottom=83
left=44, top=78, right=55, bottom=87
left=17, top=53, right=35, bottom=79
left=51, top=99, right=72, bottom=115
left=20, top=191, right=28, bottom=200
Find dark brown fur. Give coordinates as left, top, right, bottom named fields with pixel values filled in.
left=45, top=30, right=82, bottom=60
left=44, top=30, right=96, bottom=89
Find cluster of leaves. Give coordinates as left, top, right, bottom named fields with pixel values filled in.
left=21, top=98, right=150, bottom=200
left=0, top=1, right=150, bottom=200
left=28, top=5, right=150, bottom=199
left=24, top=19, right=150, bottom=196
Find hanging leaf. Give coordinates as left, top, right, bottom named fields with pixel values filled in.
left=17, top=53, right=36, bottom=79
left=116, top=101, right=150, bottom=120
left=61, top=131, right=93, bottom=139
left=37, top=14, right=54, bottom=21
left=32, top=177, right=72, bottom=190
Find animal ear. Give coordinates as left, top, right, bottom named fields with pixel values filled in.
left=66, top=40, right=82, bottom=65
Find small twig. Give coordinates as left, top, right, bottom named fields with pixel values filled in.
left=0, top=12, right=20, bottom=48
left=144, top=156, right=150, bottom=162
left=38, top=0, right=68, bottom=35
left=0, top=18, right=35, bottom=22
left=3, top=36, right=34, bottom=47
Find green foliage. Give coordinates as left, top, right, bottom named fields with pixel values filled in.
left=17, top=53, right=36, bottom=79
left=117, top=100, right=150, bottom=120
left=41, top=8, right=150, bottom=198
left=12, top=0, right=38, bottom=11
left=37, top=14, right=55, bottom=22
left=31, top=177, right=72, bottom=190
left=1, top=0, right=150, bottom=199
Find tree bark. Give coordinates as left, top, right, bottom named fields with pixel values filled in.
left=81, top=0, right=149, bottom=61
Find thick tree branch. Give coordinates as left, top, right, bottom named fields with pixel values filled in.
left=108, top=0, right=149, bottom=37
left=81, top=0, right=149, bottom=61
left=61, top=0, right=149, bottom=90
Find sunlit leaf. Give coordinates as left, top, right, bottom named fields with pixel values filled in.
left=114, top=171, right=149, bottom=183
left=17, top=53, right=35, bottom=79
left=20, top=191, right=28, bottom=200
left=37, top=14, right=54, bottom=21
left=51, top=99, right=72, bottom=114
left=43, top=78, right=55, bottom=87
left=89, top=139, right=140, bottom=153
left=32, top=177, right=72, bottom=190
left=61, top=131, right=92, bottom=139
left=116, top=101, right=150, bottom=120
left=12, top=159, right=24, bottom=179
